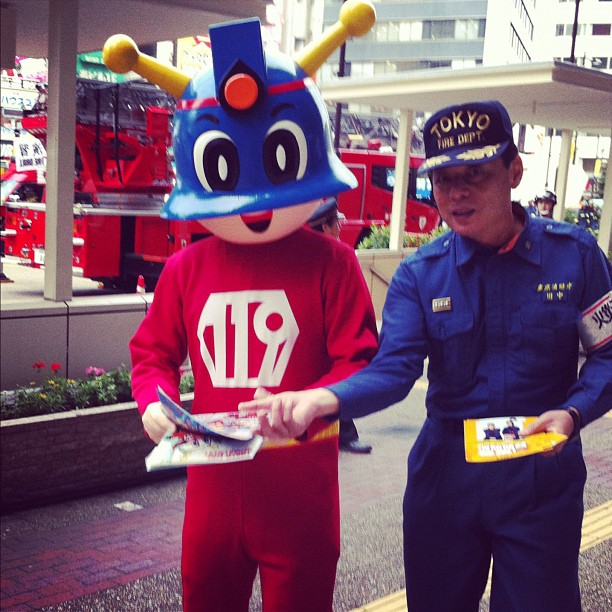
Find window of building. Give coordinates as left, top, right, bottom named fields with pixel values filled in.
left=399, top=21, right=423, bottom=42
left=590, top=57, right=608, bottom=68
left=558, top=23, right=588, bottom=35
left=387, top=22, right=400, bottom=42
left=456, top=19, right=483, bottom=40
left=592, top=23, right=611, bottom=35
left=422, top=20, right=455, bottom=40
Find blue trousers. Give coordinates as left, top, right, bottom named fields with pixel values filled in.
left=403, top=416, right=586, bottom=612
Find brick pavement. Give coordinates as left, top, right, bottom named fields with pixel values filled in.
left=1, top=396, right=422, bottom=611
left=1, top=390, right=610, bottom=611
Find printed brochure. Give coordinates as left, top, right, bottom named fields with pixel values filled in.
left=145, top=387, right=263, bottom=471
left=464, top=416, right=567, bottom=463
left=156, top=386, right=259, bottom=441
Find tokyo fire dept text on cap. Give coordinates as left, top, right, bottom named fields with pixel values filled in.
left=418, top=100, right=515, bottom=174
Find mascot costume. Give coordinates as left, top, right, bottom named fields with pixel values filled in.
left=104, top=2, right=378, bottom=610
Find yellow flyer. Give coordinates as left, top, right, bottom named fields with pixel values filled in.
left=464, top=416, right=567, bottom=463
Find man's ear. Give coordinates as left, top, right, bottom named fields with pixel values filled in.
left=509, top=155, right=523, bottom=189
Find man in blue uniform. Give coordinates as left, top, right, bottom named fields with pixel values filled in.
left=242, top=100, right=612, bottom=611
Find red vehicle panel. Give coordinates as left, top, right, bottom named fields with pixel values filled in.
left=337, top=149, right=439, bottom=247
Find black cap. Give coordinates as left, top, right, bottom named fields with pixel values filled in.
left=418, top=100, right=515, bottom=175
left=308, top=197, right=339, bottom=227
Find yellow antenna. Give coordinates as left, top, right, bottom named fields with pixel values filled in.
left=295, top=0, right=376, bottom=77
left=103, top=35, right=190, bottom=99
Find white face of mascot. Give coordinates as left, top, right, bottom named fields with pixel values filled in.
left=200, top=201, right=321, bottom=245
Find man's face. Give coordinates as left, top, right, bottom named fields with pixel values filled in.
left=431, top=156, right=523, bottom=247
left=322, top=215, right=341, bottom=240
left=537, top=198, right=555, bottom=218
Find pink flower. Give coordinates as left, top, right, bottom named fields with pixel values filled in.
left=32, top=361, right=46, bottom=370
left=86, top=366, right=106, bottom=376
left=51, top=363, right=62, bottom=372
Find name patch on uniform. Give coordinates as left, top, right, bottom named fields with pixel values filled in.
left=578, top=291, right=612, bottom=352
left=432, top=297, right=452, bottom=313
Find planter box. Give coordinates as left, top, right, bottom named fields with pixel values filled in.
left=0, top=394, right=193, bottom=514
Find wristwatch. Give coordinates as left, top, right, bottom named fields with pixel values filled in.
left=566, top=407, right=582, bottom=442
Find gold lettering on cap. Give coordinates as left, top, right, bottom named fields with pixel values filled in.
left=452, top=110, right=465, bottom=128
left=429, top=110, right=491, bottom=140
left=437, top=136, right=455, bottom=149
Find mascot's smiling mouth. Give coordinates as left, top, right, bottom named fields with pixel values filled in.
left=240, top=211, right=273, bottom=233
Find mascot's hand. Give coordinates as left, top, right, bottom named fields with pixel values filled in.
left=142, top=401, right=176, bottom=444
left=240, top=388, right=340, bottom=440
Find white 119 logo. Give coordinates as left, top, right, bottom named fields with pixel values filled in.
left=197, top=290, right=299, bottom=388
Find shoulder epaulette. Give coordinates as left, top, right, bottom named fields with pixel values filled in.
left=416, top=232, right=453, bottom=259
left=540, top=220, right=593, bottom=246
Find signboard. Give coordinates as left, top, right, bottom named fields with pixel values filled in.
left=15, top=135, right=46, bottom=172
left=76, top=51, right=132, bottom=83
left=0, top=76, right=38, bottom=112
left=176, top=36, right=212, bottom=77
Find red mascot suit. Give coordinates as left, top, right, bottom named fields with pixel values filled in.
left=104, top=2, right=378, bottom=610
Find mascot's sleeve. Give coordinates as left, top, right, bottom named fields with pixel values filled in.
left=129, top=255, right=189, bottom=415
left=310, top=244, right=378, bottom=389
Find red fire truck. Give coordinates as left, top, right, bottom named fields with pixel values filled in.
left=1, top=80, right=439, bottom=290
left=1, top=78, right=204, bottom=291
left=337, top=148, right=440, bottom=248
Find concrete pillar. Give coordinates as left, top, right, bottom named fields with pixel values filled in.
left=597, top=138, right=611, bottom=255
left=44, top=0, right=78, bottom=301
left=554, top=129, right=573, bottom=222
left=388, top=109, right=413, bottom=251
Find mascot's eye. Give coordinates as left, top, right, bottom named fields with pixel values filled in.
left=193, top=131, right=239, bottom=192
left=263, top=120, right=307, bottom=185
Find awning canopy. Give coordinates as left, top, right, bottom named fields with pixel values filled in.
left=3, top=0, right=268, bottom=59
left=320, top=61, right=612, bottom=253
left=320, top=61, right=612, bottom=134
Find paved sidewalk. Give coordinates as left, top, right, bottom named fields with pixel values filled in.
left=1, top=379, right=611, bottom=611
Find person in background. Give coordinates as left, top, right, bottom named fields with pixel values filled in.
left=308, top=197, right=373, bottom=454
left=523, top=198, right=539, bottom=218
left=242, top=99, right=611, bottom=612
left=577, top=198, right=600, bottom=232
left=534, top=189, right=557, bottom=218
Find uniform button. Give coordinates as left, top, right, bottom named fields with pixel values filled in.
left=443, top=240, right=450, bottom=247
left=525, top=240, right=531, bottom=250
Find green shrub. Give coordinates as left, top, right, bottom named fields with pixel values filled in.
left=358, top=223, right=450, bottom=250
left=0, top=363, right=195, bottom=421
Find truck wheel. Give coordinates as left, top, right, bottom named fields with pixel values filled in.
left=144, top=276, right=158, bottom=292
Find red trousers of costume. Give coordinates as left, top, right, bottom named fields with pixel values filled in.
left=181, top=437, right=340, bottom=611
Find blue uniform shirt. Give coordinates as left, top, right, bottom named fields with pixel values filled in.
left=331, top=208, right=612, bottom=426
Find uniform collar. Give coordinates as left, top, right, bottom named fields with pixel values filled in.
left=455, top=203, right=541, bottom=266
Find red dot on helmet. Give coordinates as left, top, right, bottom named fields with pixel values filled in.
left=225, top=74, right=258, bottom=110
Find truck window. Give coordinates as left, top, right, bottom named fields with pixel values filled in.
left=371, top=164, right=433, bottom=205
left=17, top=184, right=44, bottom=203
left=371, top=165, right=394, bottom=192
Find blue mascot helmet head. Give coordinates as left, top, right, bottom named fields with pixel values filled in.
left=167, top=19, right=355, bottom=220
left=102, top=1, right=376, bottom=221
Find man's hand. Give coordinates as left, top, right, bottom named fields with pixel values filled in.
left=142, top=401, right=176, bottom=444
left=239, top=388, right=340, bottom=440
left=519, top=409, right=576, bottom=456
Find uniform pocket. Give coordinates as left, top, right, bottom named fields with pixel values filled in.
left=427, top=312, right=477, bottom=387
left=519, top=306, right=578, bottom=376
